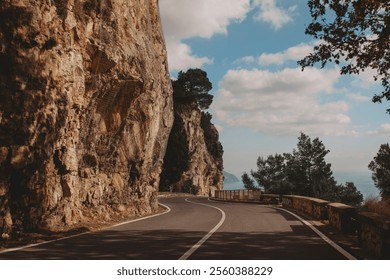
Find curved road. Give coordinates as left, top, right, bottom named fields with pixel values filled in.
left=0, top=196, right=351, bottom=259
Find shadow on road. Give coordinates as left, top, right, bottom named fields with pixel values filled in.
left=0, top=227, right=345, bottom=260
left=190, top=227, right=345, bottom=260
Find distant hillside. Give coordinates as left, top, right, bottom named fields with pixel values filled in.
left=223, top=171, right=240, bottom=183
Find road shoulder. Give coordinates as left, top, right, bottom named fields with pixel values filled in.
left=271, top=205, right=368, bottom=260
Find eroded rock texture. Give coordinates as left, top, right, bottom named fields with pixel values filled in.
left=0, top=0, right=173, bottom=236
left=160, top=104, right=223, bottom=196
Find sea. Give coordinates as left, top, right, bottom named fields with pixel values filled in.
left=223, top=171, right=380, bottom=199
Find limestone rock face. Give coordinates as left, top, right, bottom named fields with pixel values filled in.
left=160, top=104, right=223, bottom=196
left=0, top=0, right=173, bottom=235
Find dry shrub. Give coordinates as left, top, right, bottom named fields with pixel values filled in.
left=362, top=196, right=390, bottom=217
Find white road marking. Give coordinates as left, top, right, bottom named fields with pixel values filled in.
left=179, top=198, right=226, bottom=260
left=109, top=202, right=171, bottom=228
left=270, top=206, right=357, bottom=260
left=0, top=203, right=171, bottom=255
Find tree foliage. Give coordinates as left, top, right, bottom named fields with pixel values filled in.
left=299, top=1, right=390, bottom=111
left=285, top=132, right=336, bottom=197
left=337, top=182, right=363, bottom=206
left=159, top=114, right=190, bottom=192
left=201, top=112, right=224, bottom=170
left=243, top=132, right=363, bottom=205
left=251, top=154, right=286, bottom=193
left=172, top=68, right=213, bottom=110
left=160, top=69, right=221, bottom=194
left=242, top=172, right=258, bottom=191
left=368, top=143, right=390, bottom=198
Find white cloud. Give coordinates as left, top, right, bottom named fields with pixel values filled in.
left=160, top=0, right=250, bottom=39
left=366, top=124, right=390, bottom=136
left=160, top=0, right=251, bottom=71
left=213, top=67, right=354, bottom=136
left=233, top=41, right=319, bottom=68
left=234, top=56, right=257, bottom=65
left=258, top=42, right=315, bottom=65
left=252, top=0, right=297, bottom=30
left=348, top=93, right=371, bottom=102
left=165, top=41, right=213, bottom=72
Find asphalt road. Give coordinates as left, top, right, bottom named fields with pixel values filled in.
left=0, top=196, right=350, bottom=259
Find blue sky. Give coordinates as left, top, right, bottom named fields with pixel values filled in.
left=159, top=0, right=390, bottom=183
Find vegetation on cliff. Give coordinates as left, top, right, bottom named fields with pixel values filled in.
left=172, top=69, right=213, bottom=110
left=160, top=68, right=223, bottom=195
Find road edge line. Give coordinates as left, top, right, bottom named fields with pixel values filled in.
left=179, top=198, right=226, bottom=260
left=0, top=202, right=171, bottom=255
left=271, top=206, right=357, bottom=260
left=109, top=202, right=171, bottom=228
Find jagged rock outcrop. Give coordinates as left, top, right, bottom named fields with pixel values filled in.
left=0, top=0, right=173, bottom=236
left=160, top=104, right=223, bottom=196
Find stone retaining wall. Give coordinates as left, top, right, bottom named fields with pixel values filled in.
left=327, top=203, right=357, bottom=234
left=357, top=212, right=390, bottom=259
left=282, top=196, right=390, bottom=258
left=261, top=194, right=280, bottom=204
left=282, top=195, right=329, bottom=220
left=214, top=190, right=261, bottom=202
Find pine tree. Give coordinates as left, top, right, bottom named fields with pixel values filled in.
left=172, top=68, right=213, bottom=110
left=242, top=172, right=257, bottom=191
left=251, top=154, right=286, bottom=193
left=285, top=133, right=336, bottom=197
left=369, top=143, right=390, bottom=199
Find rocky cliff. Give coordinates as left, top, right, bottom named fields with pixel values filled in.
left=160, top=104, right=223, bottom=196
left=0, top=0, right=173, bottom=237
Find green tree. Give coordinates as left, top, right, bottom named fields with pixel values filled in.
left=285, top=133, right=336, bottom=197
left=159, top=114, right=190, bottom=192
left=201, top=112, right=224, bottom=170
left=368, top=143, right=390, bottom=198
left=251, top=154, right=287, bottom=193
left=283, top=152, right=308, bottom=195
left=250, top=156, right=269, bottom=192
left=172, top=68, right=213, bottom=110
left=243, top=132, right=363, bottom=203
left=299, top=1, right=390, bottom=111
left=337, top=182, right=364, bottom=206
left=242, top=172, right=257, bottom=191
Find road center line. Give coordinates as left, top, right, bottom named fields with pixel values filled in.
left=179, top=198, right=226, bottom=260
left=270, top=206, right=356, bottom=260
